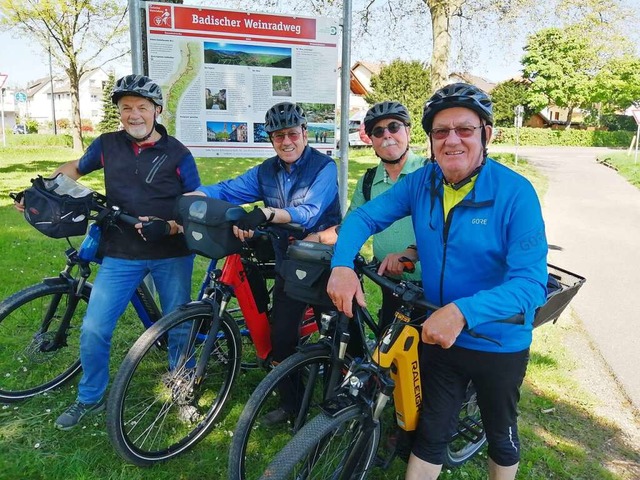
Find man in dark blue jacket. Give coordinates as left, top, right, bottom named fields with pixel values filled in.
left=196, top=102, right=341, bottom=424
left=328, top=84, right=548, bottom=480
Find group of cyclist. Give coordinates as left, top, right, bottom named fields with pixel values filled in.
left=14, top=73, right=548, bottom=480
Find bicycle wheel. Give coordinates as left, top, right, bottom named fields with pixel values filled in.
left=260, top=405, right=381, bottom=480
left=444, top=382, right=487, bottom=467
left=229, top=345, right=345, bottom=480
left=0, top=280, right=90, bottom=402
left=106, top=304, right=242, bottom=466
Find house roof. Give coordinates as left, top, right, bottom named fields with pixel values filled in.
left=25, top=68, right=106, bottom=98
left=449, top=72, right=497, bottom=93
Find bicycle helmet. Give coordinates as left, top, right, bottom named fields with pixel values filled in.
left=111, top=74, right=164, bottom=112
left=421, top=83, right=493, bottom=133
left=363, top=101, right=411, bottom=136
left=264, top=102, right=306, bottom=133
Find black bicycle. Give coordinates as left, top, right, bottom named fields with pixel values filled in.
left=256, top=259, right=585, bottom=479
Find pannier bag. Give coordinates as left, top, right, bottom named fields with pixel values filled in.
left=176, top=195, right=244, bottom=259
left=281, top=240, right=334, bottom=307
left=23, top=174, right=94, bottom=239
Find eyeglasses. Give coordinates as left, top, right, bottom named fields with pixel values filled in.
left=371, top=121, right=405, bottom=138
left=430, top=125, right=483, bottom=140
left=272, top=131, right=303, bottom=143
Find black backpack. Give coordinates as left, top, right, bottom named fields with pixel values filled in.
left=362, top=166, right=377, bottom=202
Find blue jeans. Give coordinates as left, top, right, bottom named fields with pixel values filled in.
left=77, top=255, right=194, bottom=404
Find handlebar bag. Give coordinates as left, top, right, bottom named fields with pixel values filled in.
left=281, top=241, right=334, bottom=307
left=23, top=175, right=93, bottom=239
left=177, top=195, right=243, bottom=259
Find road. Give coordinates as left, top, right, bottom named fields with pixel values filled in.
left=489, top=145, right=640, bottom=414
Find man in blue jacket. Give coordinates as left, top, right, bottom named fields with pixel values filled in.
left=195, top=102, right=341, bottom=424
left=327, top=83, right=548, bottom=480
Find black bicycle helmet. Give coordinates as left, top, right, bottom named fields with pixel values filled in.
left=421, top=83, right=493, bottom=133
left=264, top=102, right=306, bottom=133
left=111, top=75, right=164, bottom=112
left=363, top=101, right=411, bottom=136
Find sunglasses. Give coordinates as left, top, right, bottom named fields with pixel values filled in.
left=430, top=125, right=483, bottom=140
left=371, top=121, right=405, bottom=138
left=272, top=131, right=302, bottom=143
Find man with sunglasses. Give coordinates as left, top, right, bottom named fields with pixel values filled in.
left=192, top=101, right=341, bottom=425
left=308, top=101, right=424, bottom=331
left=327, top=83, right=548, bottom=480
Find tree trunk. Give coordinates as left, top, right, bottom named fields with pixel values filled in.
left=426, top=0, right=463, bottom=92
left=565, top=105, right=574, bottom=130
left=67, top=68, right=84, bottom=152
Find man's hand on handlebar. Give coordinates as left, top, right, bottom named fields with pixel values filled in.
left=378, top=251, right=417, bottom=276
left=135, top=216, right=172, bottom=242
left=326, top=266, right=366, bottom=318
left=421, top=303, right=466, bottom=349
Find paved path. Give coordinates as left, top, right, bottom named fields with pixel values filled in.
left=490, top=145, right=640, bottom=413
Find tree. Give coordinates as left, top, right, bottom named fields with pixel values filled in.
left=364, top=59, right=432, bottom=144
left=490, top=80, right=534, bottom=127
left=521, top=26, right=598, bottom=129
left=592, top=55, right=640, bottom=114
left=98, top=71, right=121, bottom=133
left=0, top=0, right=129, bottom=151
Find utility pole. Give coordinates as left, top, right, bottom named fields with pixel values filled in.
left=48, top=37, right=57, bottom=134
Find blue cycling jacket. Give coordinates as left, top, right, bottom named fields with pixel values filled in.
left=332, top=158, right=548, bottom=353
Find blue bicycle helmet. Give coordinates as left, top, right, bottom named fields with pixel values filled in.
left=363, top=101, right=411, bottom=136
left=422, top=83, right=493, bottom=133
left=264, top=102, right=306, bottom=133
left=112, top=75, right=164, bottom=112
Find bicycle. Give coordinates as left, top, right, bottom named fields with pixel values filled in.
left=0, top=178, right=288, bottom=402
left=229, top=241, right=385, bottom=480
left=105, top=195, right=319, bottom=466
left=258, top=258, right=586, bottom=479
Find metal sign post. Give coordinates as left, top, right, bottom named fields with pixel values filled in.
left=514, top=105, right=524, bottom=166
left=0, top=74, right=7, bottom=147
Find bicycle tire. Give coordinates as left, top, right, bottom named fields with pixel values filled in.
left=0, top=280, right=90, bottom=402
left=229, top=345, right=344, bottom=480
left=106, top=303, right=242, bottom=466
left=444, top=382, right=487, bottom=467
left=260, top=405, right=380, bottom=480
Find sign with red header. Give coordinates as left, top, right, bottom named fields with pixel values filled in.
left=146, top=2, right=339, bottom=158
left=0, top=74, right=7, bottom=89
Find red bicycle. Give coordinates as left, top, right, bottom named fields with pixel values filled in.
left=105, top=196, right=318, bottom=466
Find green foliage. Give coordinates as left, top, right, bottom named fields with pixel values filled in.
left=522, top=26, right=597, bottom=116
left=600, top=114, right=637, bottom=132
left=25, top=119, right=39, bottom=134
left=364, top=59, right=431, bottom=144
left=491, top=80, right=535, bottom=127
left=591, top=55, right=640, bottom=114
left=492, top=126, right=634, bottom=147
left=98, top=71, right=120, bottom=133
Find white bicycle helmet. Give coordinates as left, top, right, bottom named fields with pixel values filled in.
left=422, top=83, right=493, bottom=133
left=112, top=75, right=164, bottom=113
left=363, top=101, right=411, bottom=136
left=264, top=102, right=306, bottom=133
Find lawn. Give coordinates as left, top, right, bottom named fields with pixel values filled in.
left=0, top=143, right=638, bottom=479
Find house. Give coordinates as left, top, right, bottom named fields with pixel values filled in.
left=26, top=68, right=110, bottom=130
left=0, top=88, right=19, bottom=129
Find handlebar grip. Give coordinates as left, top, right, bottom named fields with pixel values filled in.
left=398, top=256, right=416, bottom=274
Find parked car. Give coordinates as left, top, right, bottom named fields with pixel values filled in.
left=336, top=110, right=372, bottom=148
left=12, top=124, right=26, bottom=134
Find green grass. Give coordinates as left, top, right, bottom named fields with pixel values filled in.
left=596, top=151, right=640, bottom=189
left=0, top=144, right=638, bottom=479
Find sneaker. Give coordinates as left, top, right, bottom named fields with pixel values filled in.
left=54, top=398, right=105, bottom=431
left=259, top=407, right=294, bottom=427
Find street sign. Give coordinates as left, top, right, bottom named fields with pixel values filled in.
left=631, top=109, right=640, bottom=125
left=15, top=92, right=27, bottom=103
left=0, top=73, right=7, bottom=89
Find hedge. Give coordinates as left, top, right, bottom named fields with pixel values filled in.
left=493, top=127, right=634, bottom=148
